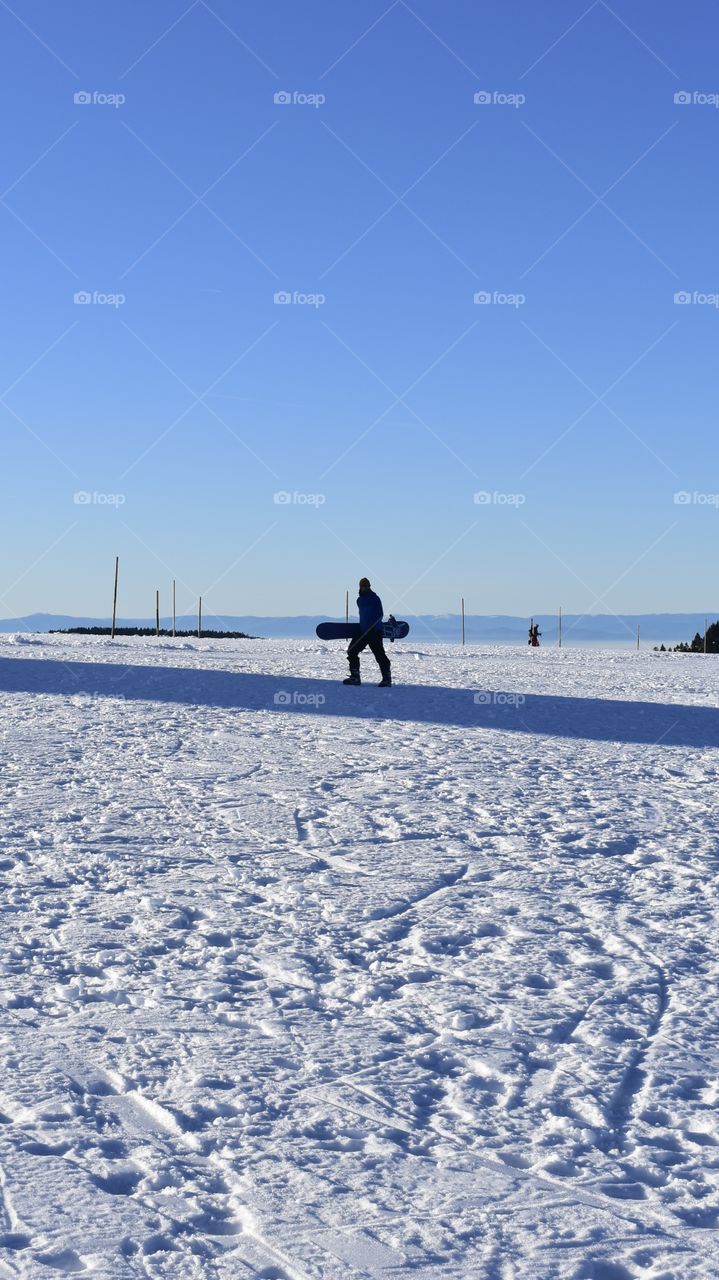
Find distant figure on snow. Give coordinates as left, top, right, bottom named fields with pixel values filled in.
left=344, top=578, right=392, bottom=687
left=529, top=622, right=541, bottom=648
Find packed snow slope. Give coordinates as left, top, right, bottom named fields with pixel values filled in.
left=0, top=635, right=718, bottom=1280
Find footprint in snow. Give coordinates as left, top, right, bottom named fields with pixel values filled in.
left=574, top=1262, right=634, bottom=1280
left=142, top=1233, right=179, bottom=1256
left=476, top=921, right=504, bottom=938
left=91, top=1167, right=142, bottom=1196
left=0, top=1233, right=32, bottom=1250
left=522, top=974, right=556, bottom=992
left=420, top=931, right=474, bottom=956
left=35, top=1248, right=87, bottom=1272
left=22, top=1139, right=72, bottom=1156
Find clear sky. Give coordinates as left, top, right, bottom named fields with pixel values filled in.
left=1, top=0, right=717, bottom=621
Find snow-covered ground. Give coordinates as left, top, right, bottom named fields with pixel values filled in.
left=0, top=634, right=718, bottom=1280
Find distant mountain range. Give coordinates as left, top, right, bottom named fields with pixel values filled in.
left=1, top=612, right=716, bottom=646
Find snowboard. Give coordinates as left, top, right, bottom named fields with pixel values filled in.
left=316, top=619, right=410, bottom=642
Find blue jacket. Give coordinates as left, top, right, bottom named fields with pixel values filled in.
left=358, top=589, right=383, bottom=634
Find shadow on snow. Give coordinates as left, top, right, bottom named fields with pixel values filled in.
left=1, top=655, right=717, bottom=748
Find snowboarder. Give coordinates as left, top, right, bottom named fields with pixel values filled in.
left=344, top=578, right=392, bottom=687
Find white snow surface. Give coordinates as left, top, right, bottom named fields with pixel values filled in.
left=0, top=634, right=718, bottom=1279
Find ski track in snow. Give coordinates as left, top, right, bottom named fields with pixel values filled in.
left=0, top=634, right=718, bottom=1278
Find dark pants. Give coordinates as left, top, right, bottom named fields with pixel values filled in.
left=348, top=628, right=391, bottom=680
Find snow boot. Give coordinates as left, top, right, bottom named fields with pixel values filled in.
left=343, top=675, right=361, bottom=685
left=377, top=677, right=392, bottom=687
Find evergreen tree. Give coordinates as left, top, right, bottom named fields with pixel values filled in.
left=671, top=619, right=719, bottom=653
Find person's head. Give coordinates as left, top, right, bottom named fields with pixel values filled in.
left=359, top=577, right=371, bottom=593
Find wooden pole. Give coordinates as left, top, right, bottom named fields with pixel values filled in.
left=345, top=590, right=349, bottom=623
left=111, top=556, right=119, bottom=638
left=461, top=597, right=465, bottom=645
left=198, top=596, right=202, bottom=639
left=172, top=580, right=176, bottom=638
left=156, top=590, right=160, bottom=637
left=558, top=605, right=562, bottom=648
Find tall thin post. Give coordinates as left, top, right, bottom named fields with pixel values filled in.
left=637, top=623, right=640, bottom=651
left=156, top=590, right=160, bottom=637
left=461, top=597, right=465, bottom=645
left=705, top=618, right=708, bottom=654
left=345, top=590, right=349, bottom=623
left=111, top=556, right=119, bottom=639
left=172, top=580, right=176, bottom=638
left=558, top=605, right=562, bottom=649
left=198, top=596, right=202, bottom=639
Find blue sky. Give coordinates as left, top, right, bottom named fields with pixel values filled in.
left=1, top=0, right=717, bottom=621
